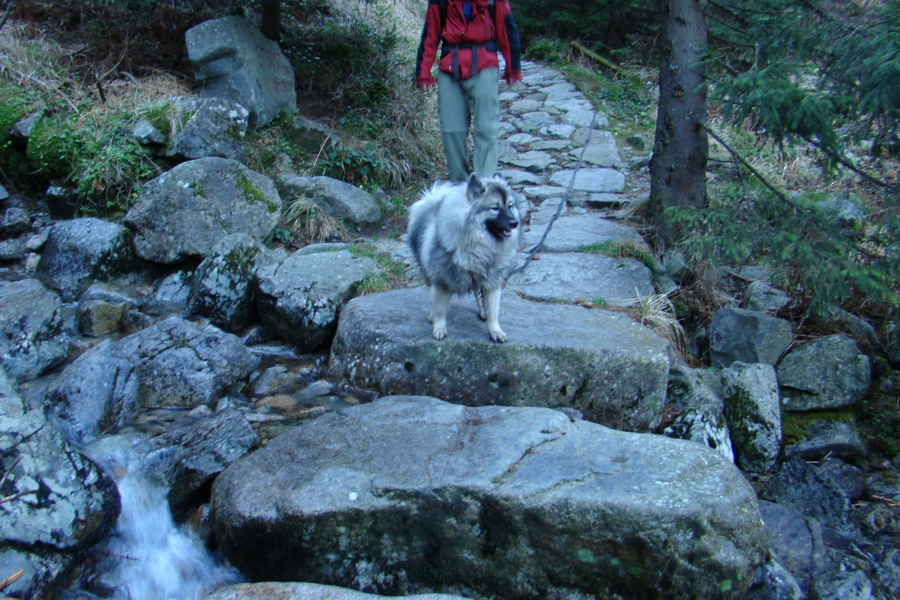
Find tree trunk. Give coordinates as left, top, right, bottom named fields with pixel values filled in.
left=649, top=0, right=709, bottom=248
left=261, top=0, right=281, bottom=42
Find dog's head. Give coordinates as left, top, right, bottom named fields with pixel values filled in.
left=467, top=174, right=519, bottom=240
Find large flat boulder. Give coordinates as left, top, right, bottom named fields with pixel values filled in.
left=206, top=582, right=472, bottom=600
left=329, top=287, right=670, bottom=431
left=210, top=396, right=769, bottom=600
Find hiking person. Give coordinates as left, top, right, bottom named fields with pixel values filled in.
left=415, top=0, right=522, bottom=182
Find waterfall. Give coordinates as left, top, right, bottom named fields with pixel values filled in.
left=80, top=434, right=242, bottom=600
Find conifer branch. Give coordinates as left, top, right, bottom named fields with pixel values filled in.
left=803, top=137, right=890, bottom=188
left=699, top=122, right=799, bottom=209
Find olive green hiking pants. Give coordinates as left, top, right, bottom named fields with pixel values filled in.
left=437, top=67, right=500, bottom=182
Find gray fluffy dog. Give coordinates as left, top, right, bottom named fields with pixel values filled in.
left=407, top=174, right=521, bottom=342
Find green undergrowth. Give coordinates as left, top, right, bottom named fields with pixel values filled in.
left=1, top=1, right=440, bottom=218
left=666, top=181, right=899, bottom=322
left=277, top=2, right=442, bottom=186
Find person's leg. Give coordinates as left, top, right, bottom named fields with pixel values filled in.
left=437, top=71, right=471, bottom=181
left=468, top=67, right=500, bottom=178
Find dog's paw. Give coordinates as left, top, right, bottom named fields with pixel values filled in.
left=432, top=325, right=447, bottom=340
left=489, top=328, right=508, bottom=343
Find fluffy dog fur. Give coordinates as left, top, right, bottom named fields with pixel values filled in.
left=407, top=174, right=521, bottom=342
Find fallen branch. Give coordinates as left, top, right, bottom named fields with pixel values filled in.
left=0, top=456, right=21, bottom=490
left=1, top=569, right=23, bottom=592
left=0, top=489, right=38, bottom=505
left=0, top=456, right=38, bottom=505
left=571, top=41, right=643, bottom=84
left=94, top=34, right=130, bottom=104
left=871, top=494, right=900, bottom=509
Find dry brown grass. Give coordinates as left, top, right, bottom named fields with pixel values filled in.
left=0, top=21, right=82, bottom=109
left=281, top=197, right=348, bottom=244
left=635, top=290, right=688, bottom=356
left=1, top=19, right=190, bottom=118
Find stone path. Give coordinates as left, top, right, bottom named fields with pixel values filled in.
left=380, top=60, right=657, bottom=308
left=497, top=60, right=656, bottom=307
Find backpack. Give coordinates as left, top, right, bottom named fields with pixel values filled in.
left=439, top=0, right=496, bottom=31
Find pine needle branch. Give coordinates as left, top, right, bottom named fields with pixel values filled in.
left=699, top=121, right=799, bottom=209
left=803, top=136, right=890, bottom=188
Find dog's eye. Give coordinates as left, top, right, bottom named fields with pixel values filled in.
left=491, top=205, right=500, bottom=211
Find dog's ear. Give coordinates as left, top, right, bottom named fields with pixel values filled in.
left=466, top=173, right=485, bottom=201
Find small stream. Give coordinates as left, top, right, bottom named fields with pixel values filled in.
left=77, top=434, right=242, bottom=600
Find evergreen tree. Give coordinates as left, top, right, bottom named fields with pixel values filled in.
left=707, top=0, right=900, bottom=174
left=648, top=0, right=709, bottom=247
left=516, top=0, right=898, bottom=320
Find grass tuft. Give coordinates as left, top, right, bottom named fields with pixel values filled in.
left=635, top=290, right=687, bottom=356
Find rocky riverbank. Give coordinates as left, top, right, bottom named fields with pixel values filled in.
left=0, top=17, right=897, bottom=600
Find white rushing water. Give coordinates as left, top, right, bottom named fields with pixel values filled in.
left=82, top=434, right=242, bottom=600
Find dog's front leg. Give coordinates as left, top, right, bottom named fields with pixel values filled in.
left=430, top=285, right=452, bottom=340
left=483, top=287, right=507, bottom=343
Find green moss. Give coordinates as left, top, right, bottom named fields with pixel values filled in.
left=222, top=245, right=261, bottom=273
left=226, top=122, right=244, bottom=140
left=782, top=409, right=856, bottom=445
left=574, top=547, right=598, bottom=564
left=0, top=88, right=29, bottom=181
left=236, top=172, right=277, bottom=213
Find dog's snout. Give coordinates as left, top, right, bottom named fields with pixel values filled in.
left=509, top=218, right=519, bottom=229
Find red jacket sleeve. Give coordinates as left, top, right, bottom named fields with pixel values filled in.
left=415, top=0, right=444, bottom=87
left=494, top=0, right=522, bottom=83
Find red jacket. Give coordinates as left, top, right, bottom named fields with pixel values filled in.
left=415, top=0, right=522, bottom=87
